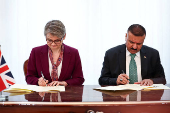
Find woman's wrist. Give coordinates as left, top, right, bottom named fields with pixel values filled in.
left=61, top=81, right=68, bottom=86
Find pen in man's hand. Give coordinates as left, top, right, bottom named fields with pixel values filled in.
left=122, top=70, right=125, bottom=74
left=41, top=71, right=47, bottom=86
left=122, top=70, right=129, bottom=80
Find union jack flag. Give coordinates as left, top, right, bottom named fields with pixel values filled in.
left=0, top=47, right=15, bottom=91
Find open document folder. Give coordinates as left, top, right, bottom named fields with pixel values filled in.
left=4, top=84, right=65, bottom=93
left=94, top=84, right=170, bottom=91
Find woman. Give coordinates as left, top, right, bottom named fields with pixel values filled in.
left=26, top=20, right=84, bottom=86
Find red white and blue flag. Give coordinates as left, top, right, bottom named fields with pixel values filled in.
left=0, top=47, right=15, bottom=91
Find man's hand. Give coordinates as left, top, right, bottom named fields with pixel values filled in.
left=38, top=77, right=48, bottom=86
left=134, top=79, right=153, bottom=86
left=48, top=81, right=68, bottom=86
left=117, top=74, right=129, bottom=85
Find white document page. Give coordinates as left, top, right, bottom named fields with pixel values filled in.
left=4, top=84, right=65, bottom=92
left=95, top=84, right=170, bottom=91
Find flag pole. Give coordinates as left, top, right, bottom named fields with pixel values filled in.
left=0, top=90, right=8, bottom=101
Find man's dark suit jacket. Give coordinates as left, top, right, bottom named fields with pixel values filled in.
left=99, top=44, right=166, bottom=85
left=26, top=44, right=84, bottom=85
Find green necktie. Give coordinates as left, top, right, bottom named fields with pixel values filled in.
left=129, top=91, right=137, bottom=101
left=129, top=54, right=138, bottom=84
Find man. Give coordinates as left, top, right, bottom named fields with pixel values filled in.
left=99, top=24, right=166, bottom=86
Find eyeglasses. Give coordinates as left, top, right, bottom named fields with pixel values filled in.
left=46, top=37, right=63, bottom=44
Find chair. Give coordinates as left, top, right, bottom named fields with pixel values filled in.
left=23, top=59, right=29, bottom=76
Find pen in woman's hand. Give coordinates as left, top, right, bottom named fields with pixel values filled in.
left=41, top=71, right=47, bottom=86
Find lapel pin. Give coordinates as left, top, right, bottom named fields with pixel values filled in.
left=144, top=56, right=146, bottom=58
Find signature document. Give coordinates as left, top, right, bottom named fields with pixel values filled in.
left=94, top=84, right=170, bottom=91
left=4, top=84, right=65, bottom=93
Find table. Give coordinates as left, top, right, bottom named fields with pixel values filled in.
left=0, top=85, right=170, bottom=113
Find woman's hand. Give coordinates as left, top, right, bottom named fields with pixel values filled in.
left=48, top=81, right=68, bottom=86
left=39, top=92, right=46, bottom=98
left=38, top=77, right=48, bottom=86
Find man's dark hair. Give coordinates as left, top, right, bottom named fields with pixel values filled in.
left=127, top=24, right=146, bottom=36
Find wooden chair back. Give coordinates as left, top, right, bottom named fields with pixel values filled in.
left=23, top=59, right=29, bottom=76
